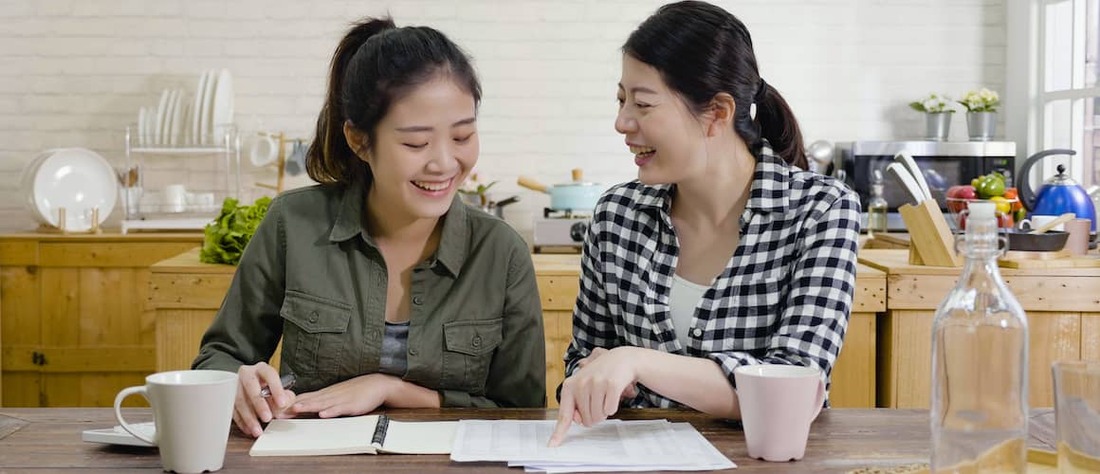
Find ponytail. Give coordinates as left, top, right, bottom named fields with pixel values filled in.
left=755, top=84, right=807, bottom=170
left=306, top=17, right=395, bottom=185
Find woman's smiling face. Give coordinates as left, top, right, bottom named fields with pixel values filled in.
left=356, top=73, right=479, bottom=219
left=614, top=54, right=710, bottom=185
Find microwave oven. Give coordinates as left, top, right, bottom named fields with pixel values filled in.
left=835, top=141, right=1016, bottom=230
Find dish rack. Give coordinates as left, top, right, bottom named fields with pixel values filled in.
left=120, top=125, right=241, bottom=234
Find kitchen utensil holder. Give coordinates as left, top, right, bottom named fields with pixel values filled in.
left=897, top=200, right=961, bottom=267
left=36, top=207, right=102, bottom=234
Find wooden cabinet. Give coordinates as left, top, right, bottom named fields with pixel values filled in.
left=860, top=249, right=1100, bottom=408
left=150, top=250, right=884, bottom=409
left=0, top=233, right=203, bottom=407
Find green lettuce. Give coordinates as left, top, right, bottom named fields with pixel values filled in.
left=199, top=196, right=273, bottom=265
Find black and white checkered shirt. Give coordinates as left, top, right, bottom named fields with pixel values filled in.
left=564, top=145, right=862, bottom=408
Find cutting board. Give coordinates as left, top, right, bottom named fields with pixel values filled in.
left=998, top=250, right=1100, bottom=269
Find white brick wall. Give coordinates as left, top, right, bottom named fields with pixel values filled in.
left=1, top=0, right=1006, bottom=240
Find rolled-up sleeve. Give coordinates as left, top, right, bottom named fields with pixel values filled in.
left=563, top=208, right=621, bottom=379
left=192, top=197, right=287, bottom=373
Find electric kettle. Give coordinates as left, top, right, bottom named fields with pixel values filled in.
left=1017, top=148, right=1097, bottom=232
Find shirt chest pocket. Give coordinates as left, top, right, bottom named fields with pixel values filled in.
left=280, top=291, right=353, bottom=385
left=441, top=318, right=503, bottom=394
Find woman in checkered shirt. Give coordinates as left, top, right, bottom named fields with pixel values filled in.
left=550, top=1, right=861, bottom=445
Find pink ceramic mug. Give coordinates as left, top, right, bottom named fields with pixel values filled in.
left=734, top=364, right=826, bottom=462
left=1063, top=218, right=1091, bottom=256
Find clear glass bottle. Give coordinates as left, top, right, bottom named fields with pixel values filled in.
left=930, top=201, right=1028, bottom=473
left=866, top=170, right=888, bottom=236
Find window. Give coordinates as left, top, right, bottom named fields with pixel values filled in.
left=1037, top=0, right=1100, bottom=186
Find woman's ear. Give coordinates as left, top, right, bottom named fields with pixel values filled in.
left=704, top=93, right=736, bottom=137
left=343, top=120, right=371, bottom=163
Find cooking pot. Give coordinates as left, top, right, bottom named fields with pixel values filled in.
left=1017, top=149, right=1097, bottom=231
left=1005, top=228, right=1069, bottom=252
left=517, top=169, right=603, bottom=212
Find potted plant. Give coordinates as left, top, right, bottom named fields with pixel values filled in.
left=458, top=170, right=498, bottom=208
left=958, top=88, right=1000, bottom=141
left=909, top=93, right=956, bottom=141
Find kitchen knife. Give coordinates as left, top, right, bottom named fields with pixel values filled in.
left=886, top=162, right=925, bottom=205
left=895, top=152, right=934, bottom=201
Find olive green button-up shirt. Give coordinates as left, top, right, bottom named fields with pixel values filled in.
left=193, top=182, right=546, bottom=408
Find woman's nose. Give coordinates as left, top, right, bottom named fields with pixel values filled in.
left=615, top=109, right=636, bottom=135
left=424, top=143, right=457, bottom=173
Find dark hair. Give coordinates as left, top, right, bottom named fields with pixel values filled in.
left=623, top=1, right=807, bottom=169
left=307, top=17, right=482, bottom=185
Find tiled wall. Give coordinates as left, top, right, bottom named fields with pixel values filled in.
left=1, top=0, right=1006, bottom=239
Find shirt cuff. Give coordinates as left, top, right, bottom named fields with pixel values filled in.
left=438, top=389, right=473, bottom=407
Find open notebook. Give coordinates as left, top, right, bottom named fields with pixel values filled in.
left=249, top=415, right=457, bottom=456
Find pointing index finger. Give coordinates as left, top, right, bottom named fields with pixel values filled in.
left=548, top=391, right=575, bottom=447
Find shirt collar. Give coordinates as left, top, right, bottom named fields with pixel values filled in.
left=632, top=141, right=792, bottom=215
left=328, top=180, right=469, bottom=277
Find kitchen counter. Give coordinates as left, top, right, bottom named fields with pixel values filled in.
left=0, top=232, right=204, bottom=407
left=150, top=250, right=885, bottom=408
left=858, top=248, right=1100, bottom=408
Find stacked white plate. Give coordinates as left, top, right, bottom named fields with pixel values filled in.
left=135, top=68, right=234, bottom=147
left=20, top=148, right=118, bottom=232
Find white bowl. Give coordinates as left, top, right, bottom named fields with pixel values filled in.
left=21, top=148, right=118, bottom=231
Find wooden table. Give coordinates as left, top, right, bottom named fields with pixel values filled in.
left=0, top=407, right=1056, bottom=472
left=859, top=249, right=1100, bottom=409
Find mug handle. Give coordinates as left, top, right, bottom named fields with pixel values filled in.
left=114, top=386, right=157, bottom=445
left=810, top=378, right=827, bottom=420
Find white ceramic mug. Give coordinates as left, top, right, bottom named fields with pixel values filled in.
left=115, top=370, right=238, bottom=474
left=163, top=184, right=187, bottom=213
left=1019, top=214, right=1066, bottom=232
left=734, top=364, right=826, bottom=462
left=248, top=133, right=279, bottom=168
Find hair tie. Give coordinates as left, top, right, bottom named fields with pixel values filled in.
left=754, top=78, right=768, bottom=103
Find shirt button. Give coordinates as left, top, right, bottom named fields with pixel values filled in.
left=308, top=311, right=319, bottom=323
left=408, top=347, right=418, bottom=356
left=691, top=327, right=703, bottom=338
left=412, top=296, right=424, bottom=305
left=472, top=335, right=482, bottom=348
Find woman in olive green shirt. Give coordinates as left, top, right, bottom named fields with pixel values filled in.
left=193, top=17, right=546, bottom=437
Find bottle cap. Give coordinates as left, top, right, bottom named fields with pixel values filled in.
left=968, top=201, right=996, bottom=220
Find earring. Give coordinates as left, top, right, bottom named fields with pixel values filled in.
left=749, top=102, right=758, bottom=120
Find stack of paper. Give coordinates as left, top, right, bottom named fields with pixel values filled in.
left=450, top=419, right=735, bottom=473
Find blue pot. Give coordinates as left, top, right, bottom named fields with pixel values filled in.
left=517, top=175, right=604, bottom=212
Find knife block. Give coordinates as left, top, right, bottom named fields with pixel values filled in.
left=897, top=200, right=961, bottom=267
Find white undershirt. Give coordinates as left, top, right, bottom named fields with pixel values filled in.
left=668, top=274, right=710, bottom=351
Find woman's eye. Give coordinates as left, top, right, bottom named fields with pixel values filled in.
left=454, top=133, right=475, bottom=143
left=403, top=143, right=428, bottom=149
left=635, top=103, right=651, bottom=109
left=616, top=97, right=625, bottom=107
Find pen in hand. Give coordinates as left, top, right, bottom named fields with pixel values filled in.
left=260, top=373, right=296, bottom=399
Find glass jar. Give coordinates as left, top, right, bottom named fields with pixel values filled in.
left=930, top=201, right=1028, bottom=473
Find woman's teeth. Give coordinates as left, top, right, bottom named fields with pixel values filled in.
left=629, top=145, right=656, bottom=155
left=412, top=179, right=451, bottom=192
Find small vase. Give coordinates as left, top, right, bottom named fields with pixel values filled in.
left=925, top=112, right=952, bottom=141
left=967, top=111, right=996, bottom=141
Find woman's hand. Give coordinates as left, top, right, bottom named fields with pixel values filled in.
left=284, top=373, right=399, bottom=419
left=549, top=346, right=641, bottom=446
left=234, top=362, right=296, bottom=438
left=577, top=348, right=638, bottom=399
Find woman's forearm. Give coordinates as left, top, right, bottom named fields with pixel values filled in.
left=385, top=378, right=442, bottom=408
left=630, top=347, right=741, bottom=419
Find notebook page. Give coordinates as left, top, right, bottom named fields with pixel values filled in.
left=249, top=415, right=379, bottom=456
left=378, top=421, right=458, bottom=454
